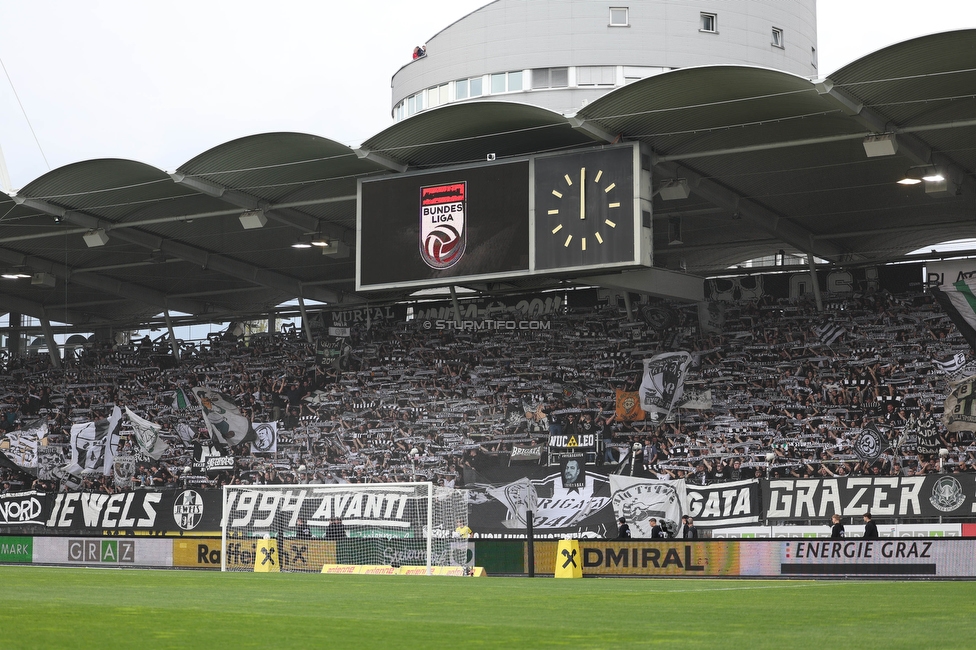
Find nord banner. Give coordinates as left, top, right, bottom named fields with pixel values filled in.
left=763, top=475, right=976, bottom=521
left=0, top=491, right=48, bottom=526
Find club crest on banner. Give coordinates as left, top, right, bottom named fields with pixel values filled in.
left=929, top=476, right=966, bottom=513
left=173, top=489, right=206, bottom=530
left=610, top=475, right=687, bottom=539
left=420, top=182, right=466, bottom=269
left=853, top=425, right=885, bottom=461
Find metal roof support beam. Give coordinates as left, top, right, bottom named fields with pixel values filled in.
left=354, top=148, right=408, bottom=173
left=0, top=291, right=94, bottom=326
left=584, top=267, right=704, bottom=303
left=12, top=196, right=360, bottom=305
left=654, top=160, right=851, bottom=263
left=568, top=117, right=618, bottom=144
left=815, top=79, right=976, bottom=196
left=0, top=245, right=210, bottom=316
left=169, top=174, right=349, bottom=241
left=40, top=317, right=61, bottom=369
left=163, top=310, right=181, bottom=363
left=296, top=297, right=313, bottom=344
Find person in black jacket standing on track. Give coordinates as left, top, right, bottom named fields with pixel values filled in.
left=830, top=514, right=845, bottom=538
left=617, top=517, right=631, bottom=539
left=862, top=512, right=879, bottom=538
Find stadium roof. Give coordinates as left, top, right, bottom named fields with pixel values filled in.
left=1, top=30, right=974, bottom=329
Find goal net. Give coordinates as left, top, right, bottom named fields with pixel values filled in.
left=221, top=482, right=469, bottom=573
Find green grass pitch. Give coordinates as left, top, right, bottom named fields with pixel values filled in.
left=1, top=566, right=974, bottom=649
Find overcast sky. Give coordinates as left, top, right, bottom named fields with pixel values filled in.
left=0, top=0, right=973, bottom=191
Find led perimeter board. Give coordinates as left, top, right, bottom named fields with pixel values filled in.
left=357, top=144, right=651, bottom=291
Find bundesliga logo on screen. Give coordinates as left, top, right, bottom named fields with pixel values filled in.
left=420, top=182, right=466, bottom=269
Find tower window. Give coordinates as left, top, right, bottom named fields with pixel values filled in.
left=609, top=7, right=629, bottom=27
left=772, top=27, right=784, bottom=48
left=700, top=13, right=717, bottom=33
left=531, top=67, right=569, bottom=89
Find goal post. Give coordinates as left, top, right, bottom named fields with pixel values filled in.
left=220, top=482, right=469, bottom=573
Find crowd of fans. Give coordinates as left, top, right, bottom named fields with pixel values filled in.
left=1, top=285, right=974, bottom=495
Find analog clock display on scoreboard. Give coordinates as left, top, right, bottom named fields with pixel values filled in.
left=534, top=146, right=637, bottom=271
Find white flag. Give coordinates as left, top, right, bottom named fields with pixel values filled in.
left=2, top=421, right=47, bottom=469
left=125, top=406, right=170, bottom=460
left=65, top=405, right=122, bottom=477
left=191, top=387, right=255, bottom=447
left=943, top=375, right=976, bottom=433
left=251, top=422, right=278, bottom=454
left=638, top=352, right=693, bottom=420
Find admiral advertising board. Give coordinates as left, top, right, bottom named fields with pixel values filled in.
left=358, top=144, right=650, bottom=292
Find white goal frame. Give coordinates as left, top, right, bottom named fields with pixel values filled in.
left=221, top=482, right=466, bottom=574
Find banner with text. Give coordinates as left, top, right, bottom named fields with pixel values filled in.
left=763, top=475, right=976, bottom=521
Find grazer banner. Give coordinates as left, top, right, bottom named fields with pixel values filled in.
left=358, top=161, right=530, bottom=291
left=763, top=475, right=976, bottom=521
left=686, top=479, right=762, bottom=528
left=42, top=489, right=223, bottom=533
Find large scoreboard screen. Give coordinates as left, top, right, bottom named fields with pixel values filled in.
left=357, top=144, right=650, bottom=291
left=358, top=162, right=530, bottom=290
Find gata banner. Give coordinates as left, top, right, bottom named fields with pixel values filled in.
left=763, top=475, right=976, bottom=521
left=42, top=489, right=222, bottom=533
left=686, top=479, right=762, bottom=528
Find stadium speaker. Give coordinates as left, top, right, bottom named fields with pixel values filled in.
left=83, top=229, right=109, bottom=247
left=659, top=178, right=690, bottom=201
left=321, top=241, right=350, bottom=258
left=925, top=177, right=956, bottom=198
left=862, top=134, right=898, bottom=157
left=239, top=210, right=268, bottom=229
left=31, top=273, right=56, bottom=288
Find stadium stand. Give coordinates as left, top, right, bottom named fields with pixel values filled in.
left=2, top=281, right=973, bottom=496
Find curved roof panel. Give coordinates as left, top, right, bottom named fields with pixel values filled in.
left=361, top=101, right=594, bottom=168
left=178, top=132, right=385, bottom=203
